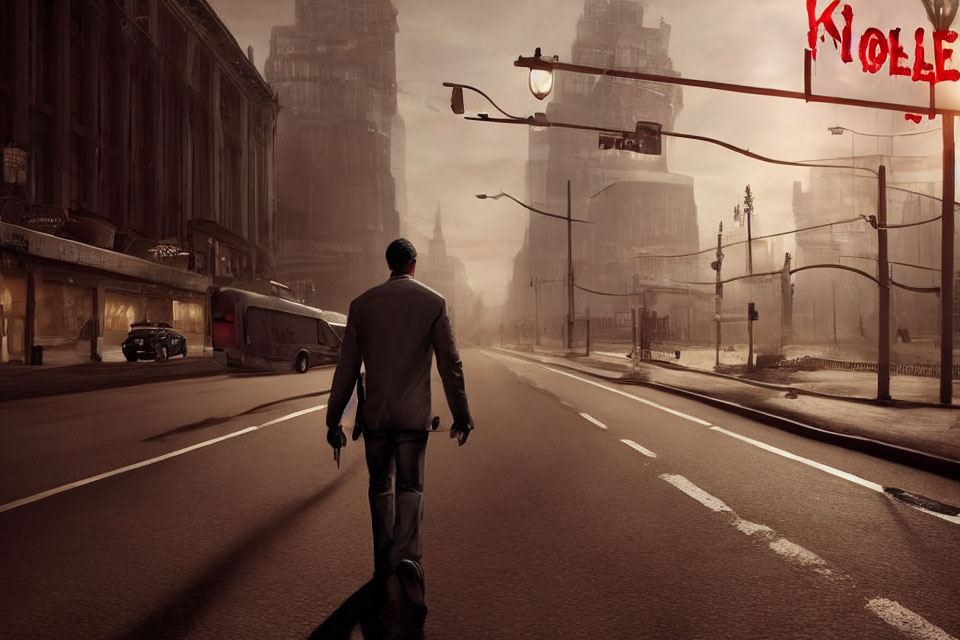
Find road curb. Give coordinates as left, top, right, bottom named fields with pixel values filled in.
left=641, top=357, right=960, bottom=411
left=490, top=348, right=960, bottom=481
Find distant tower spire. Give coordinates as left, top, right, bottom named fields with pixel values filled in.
left=433, top=204, right=443, bottom=240
left=429, top=204, right=448, bottom=263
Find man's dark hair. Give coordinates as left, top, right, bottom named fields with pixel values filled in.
left=386, top=238, right=417, bottom=274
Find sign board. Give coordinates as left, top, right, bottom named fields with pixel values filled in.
left=3, top=146, right=27, bottom=186
left=807, top=1, right=960, bottom=112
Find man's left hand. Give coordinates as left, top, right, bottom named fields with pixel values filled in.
left=450, top=422, right=473, bottom=447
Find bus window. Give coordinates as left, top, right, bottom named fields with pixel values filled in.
left=318, top=320, right=340, bottom=346
left=211, top=291, right=236, bottom=348
left=245, top=307, right=320, bottom=358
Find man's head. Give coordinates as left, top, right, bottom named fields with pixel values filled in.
left=386, top=238, right=417, bottom=276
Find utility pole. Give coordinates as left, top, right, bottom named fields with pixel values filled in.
left=566, top=179, right=574, bottom=350
left=781, top=252, right=793, bottom=351
left=747, top=302, right=758, bottom=370
left=744, top=185, right=754, bottom=275
left=529, top=278, right=541, bottom=346
left=712, top=221, right=723, bottom=369
left=878, top=165, right=891, bottom=402
left=940, top=116, right=955, bottom=405
left=585, top=307, right=591, bottom=356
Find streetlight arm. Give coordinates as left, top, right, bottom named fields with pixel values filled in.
left=514, top=53, right=960, bottom=117
left=665, top=131, right=878, bottom=176
left=464, top=112, right=878, bottom=175
left=442, top=82, right=528, bottom=121
left=830, top=125, right=942, bottom=138
left=479, top=191, right=594, bottom=224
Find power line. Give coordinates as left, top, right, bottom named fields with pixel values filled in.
left=632, top=216, right=865, bottom=260
left=840, top=255, right=941, bottom=273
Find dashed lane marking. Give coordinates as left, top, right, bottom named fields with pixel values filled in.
left=579, top=412, right=608, bottom=429
left=524, top=356, right=958, bottom=525
left=865, top=598, right=957, bottom=640
left=659, top=474, right=731, bottom=512
left=659, top=474, right=845, bottom=581
left=0, top=405, right=328, bottom=516
left=620, top=439, right=657, bottom=458
left=543, top=367, right=712, bottom=426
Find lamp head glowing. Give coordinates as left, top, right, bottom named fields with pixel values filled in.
left=527, top=47, right=557, bottom=100
left=529, top=69, right=554, bottom=100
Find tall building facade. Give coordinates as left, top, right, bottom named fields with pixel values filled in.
left=505, top=0, right=702, bottom=344
left=266, top=0, right=401, bottom=312
left=0, top=0, right=277, bottom=365
left=417, top=206, right=477, bottom=340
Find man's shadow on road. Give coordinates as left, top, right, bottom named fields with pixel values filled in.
left=308, top=579, right=426, bottom=640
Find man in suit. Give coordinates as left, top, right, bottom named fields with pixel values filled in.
left=325, top=238, right=474, bottom=609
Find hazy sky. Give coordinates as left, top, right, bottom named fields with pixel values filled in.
left=209, top=0, right=945, bottom=307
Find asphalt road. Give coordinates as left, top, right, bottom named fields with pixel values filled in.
left=0, top=349, right=957, bottom=639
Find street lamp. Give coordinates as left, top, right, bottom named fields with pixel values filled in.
left=510, top=48, right=958, bottom=401
left=920, top=0, right=959, bottom=29
left=456, top=86, right=897, bottom=398
left=476, top=188, right=589, bottom=349
left=526, top=47, right=558, bottom=100
left=919, top=0, right=959, bottom=404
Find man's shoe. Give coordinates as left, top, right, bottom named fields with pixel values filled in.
left=396, top=559, right=426, bottom=609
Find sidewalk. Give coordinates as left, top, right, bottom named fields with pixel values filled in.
left=0, top=355, right=230, bottom=403
left=497, top=344, right=960, bottom=472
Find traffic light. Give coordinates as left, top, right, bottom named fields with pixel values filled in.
left=450, top=86, right=464, bottom=114
left=597, top=121, right=662, bottom=155
left=748, top=302, right=759, bottom=321
left=633, top=121, right=662, bottom=155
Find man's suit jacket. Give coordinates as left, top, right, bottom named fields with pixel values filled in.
left=327, top=274, right=472, bottom=432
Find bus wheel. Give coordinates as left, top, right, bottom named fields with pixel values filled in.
left=295, top=352, right=309, bottom=373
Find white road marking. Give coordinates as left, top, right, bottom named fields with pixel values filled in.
left=768, top=538, right=834, bottom=577
left=620, top=439, right=657, bottom=458
left=660, top=475, right=849, bottom=582
left=543, top=367, right=713, bottom=426
left=733, top=518, right=774, bottom=537
left=0, top=405, right=327, bottom=516
left=527, top=355, right=956, bottom=526
left=659, top=474, right=731, bottom=512
left=711, top=426, right=960, bottom=525
left=709, top=425, right=886, bottom=492
left=866, top=598, right=957, bottom=640
left=579, top=412, right=608, bottom=429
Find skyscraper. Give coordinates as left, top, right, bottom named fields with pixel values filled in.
left=506, top=0, right=702, bottom=343
left=266, top=0, right=402, bottom=311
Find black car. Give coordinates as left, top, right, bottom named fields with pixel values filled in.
left=121, top=322, right=188, bottom=362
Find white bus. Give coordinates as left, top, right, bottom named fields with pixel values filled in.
left=211, top=287, right=347, bottom=373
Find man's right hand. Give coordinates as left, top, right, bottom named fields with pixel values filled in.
left=450, top=421, right=473, bottom=447
left=327, top=425, right=347, bottom=450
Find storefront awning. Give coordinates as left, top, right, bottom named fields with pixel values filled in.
left=1, top=222, right=211, bottom=293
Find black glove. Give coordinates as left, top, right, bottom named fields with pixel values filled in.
left=450, top=421, right=473, bottom=447
left=327, top=425, right=347, bottom=451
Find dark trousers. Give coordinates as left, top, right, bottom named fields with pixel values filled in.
left=362, top=430, right=429, bottom=574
